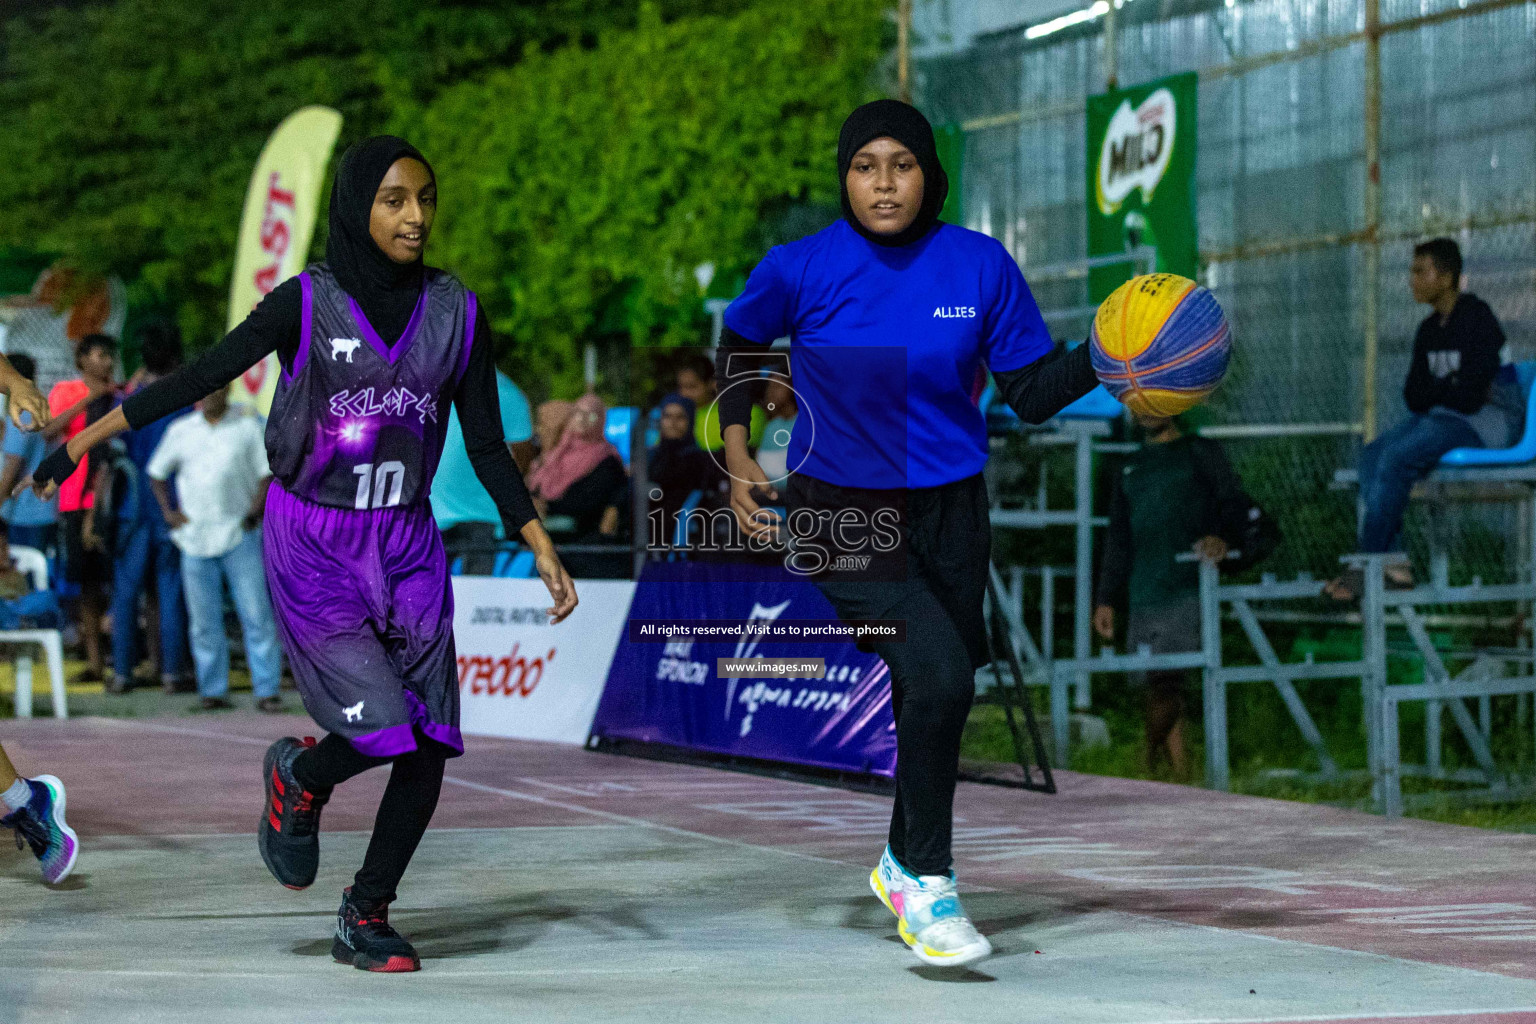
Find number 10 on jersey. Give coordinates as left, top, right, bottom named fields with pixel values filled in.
left=354, top=461, right=405, bottom=509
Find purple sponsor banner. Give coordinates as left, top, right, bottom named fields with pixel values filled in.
left=591, top=561, right=896, bottom=777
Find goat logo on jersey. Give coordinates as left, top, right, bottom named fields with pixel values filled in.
left=330, top=337, right=364, bottom=363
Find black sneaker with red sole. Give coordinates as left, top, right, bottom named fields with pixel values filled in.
left=332, top=887, right=421, bottom=973
left=257, top=736, right=329, bottom=890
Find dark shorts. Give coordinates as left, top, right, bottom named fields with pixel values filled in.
left=262, top=482, right=461, bottom=758
left=61, top=510, right=109, bottom=586
left=784, top=471, right=992, bottom=671
left=1126, top=596, right=1202, bottom=691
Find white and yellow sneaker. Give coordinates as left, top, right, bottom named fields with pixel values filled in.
left=896, top=872, right=993, bottom=968
left=869, top=845, right=907, bottom=919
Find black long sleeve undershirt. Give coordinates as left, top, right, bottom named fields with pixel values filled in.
left=713, top=327, right=766, bottom=437
left=990, top=343, right=1099, bottom=425
left=714, top=327, right=1100, bottom=434
left=122, top=278, right=537, bottom=535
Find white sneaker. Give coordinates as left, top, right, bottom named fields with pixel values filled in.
left=897, top=872, right=993, bottom=968
left=869, top=845, right=908, bottom=919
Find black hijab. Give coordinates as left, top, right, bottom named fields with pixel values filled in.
left=837, top=99, right=949, bottom=249
left=326, top=135, right=435, bottom=344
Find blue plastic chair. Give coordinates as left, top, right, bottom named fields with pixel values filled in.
left=491, top=549, right=537, bottom=578
left=1438, top=361, right=1536, bottom=466
left=605, top=406, right=637, bottom=468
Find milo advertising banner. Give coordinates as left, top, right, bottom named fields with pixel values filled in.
left=1086, top=72, right=1198, bottom=302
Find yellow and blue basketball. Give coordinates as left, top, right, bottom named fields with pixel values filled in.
left=1089, top=273, right=1231, bottom=417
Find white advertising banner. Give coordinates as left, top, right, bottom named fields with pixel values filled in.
left=453, top=576, right=636, bottom=745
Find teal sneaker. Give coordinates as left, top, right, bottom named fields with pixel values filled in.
left=897, top=872, right=992, bottom=968
left=2, top=775, right=78, bottom=885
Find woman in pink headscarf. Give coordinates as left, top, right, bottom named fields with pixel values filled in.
left=527, top=393, right=627, bottom=541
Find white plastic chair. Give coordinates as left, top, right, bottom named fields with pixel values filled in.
left=4, top=545, right=67, bottom=719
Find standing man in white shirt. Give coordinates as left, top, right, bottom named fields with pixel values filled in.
left=147, top=384, right=283, bottom=711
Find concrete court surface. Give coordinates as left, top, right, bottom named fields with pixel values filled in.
left=3, top=714, right=1536, bottom=1024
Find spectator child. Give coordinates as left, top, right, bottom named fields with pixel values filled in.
left=46, top=334, right=118, bottom=682
left=676, top=353, right=764, bottom=452
left=1095, top=410, right=1249, bottom=779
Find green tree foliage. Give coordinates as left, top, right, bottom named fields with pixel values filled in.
left=412, top=0, right=884, bottom=393
left=0, top=0, right=758, bottom=344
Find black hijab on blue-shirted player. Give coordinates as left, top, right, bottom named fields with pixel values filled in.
left=837, top=99, right=950, bottom=249
left=325, top=135, right=436, bottom=346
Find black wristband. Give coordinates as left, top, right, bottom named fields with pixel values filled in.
left=34, top=445, right=78, bottom=490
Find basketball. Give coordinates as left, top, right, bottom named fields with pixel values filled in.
left=1089, top=273, right=1231, bottom=417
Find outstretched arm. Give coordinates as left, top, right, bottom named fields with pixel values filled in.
left=24, top=279, right=301, bottom=499
left=453, top=307, right=577, bottom=624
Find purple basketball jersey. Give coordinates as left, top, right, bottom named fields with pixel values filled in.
left=268, top=265, right=477, bottom=510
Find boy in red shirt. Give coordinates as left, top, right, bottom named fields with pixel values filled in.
left=45, top=334, right=118, bottom=683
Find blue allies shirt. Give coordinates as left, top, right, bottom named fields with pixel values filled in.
left=431, top=370, right=534, bottom=532
left=723, top=220, right=1051, bottom=489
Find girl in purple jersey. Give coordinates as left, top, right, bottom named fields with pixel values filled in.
left=28, top=137, right=578, bottom=973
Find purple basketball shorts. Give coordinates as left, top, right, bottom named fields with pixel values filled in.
left=262, top=481, right=462, bottom=758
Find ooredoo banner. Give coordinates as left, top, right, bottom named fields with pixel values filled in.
left=591, top=561, right=897, bottom=777
left=454, top=576, right=636, bottom=745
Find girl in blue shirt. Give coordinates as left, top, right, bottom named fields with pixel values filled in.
left=718, top=100, right=1104, bottom=969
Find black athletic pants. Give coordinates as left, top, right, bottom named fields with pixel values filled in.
left=784, top=471, right=990, bottom=877
left=292, top=733, right=447, bottom=906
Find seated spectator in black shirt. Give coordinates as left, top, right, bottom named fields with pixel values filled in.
left=647, top=393, right=717, bottom=551
left=1328, top=238, right=1513, bottom=598
left=527, top=393, right=627, bottom=545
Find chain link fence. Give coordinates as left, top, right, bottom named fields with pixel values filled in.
left=917, top=0, right=1536, bottom=582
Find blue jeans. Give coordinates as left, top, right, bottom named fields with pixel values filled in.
left=1358, top=413, right=1481, bottom=553
left=112, top=518, right=187, bottom=682
left=181, top=529, right=282, bottom=699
